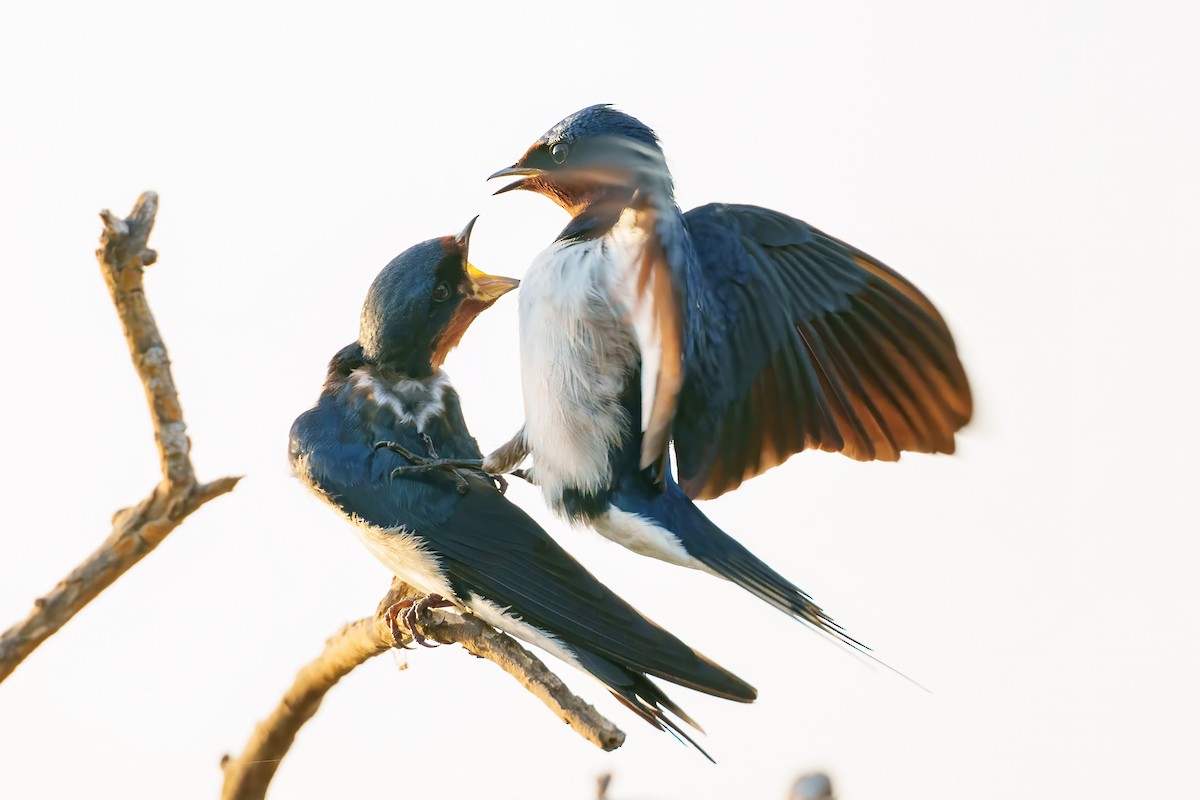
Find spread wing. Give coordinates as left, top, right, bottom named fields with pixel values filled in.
left=673, top=203, right=973, bottom=500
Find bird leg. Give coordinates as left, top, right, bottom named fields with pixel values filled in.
left=480, top=428, right=536, bottom=488
left=483, top=427, right=530, bottom=475
left=375, top=435, right=483, bottom=495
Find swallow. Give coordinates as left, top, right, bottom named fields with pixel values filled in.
left=483, top=105, right=972, bottom=647
left=288, top=220, right=756, bottom=756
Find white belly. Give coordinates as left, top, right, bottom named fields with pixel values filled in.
left=593, top=508, right=707, bottom=570
left=518, top=224, right=644, bottom=510
left=350, top=520, right=458, bottom=601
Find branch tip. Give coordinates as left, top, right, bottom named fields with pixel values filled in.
left=129, top=191, right=158, bottom=227
left=99, top=209, right=127, bottom=235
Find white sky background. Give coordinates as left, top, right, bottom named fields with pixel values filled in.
left=1, top=1, right=1197, bottom=797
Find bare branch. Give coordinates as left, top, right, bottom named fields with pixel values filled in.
left=420, top=605, right=625, bottom=749
left=219, top=617, right=393, bottom=800
left=0, top=193, right=241, bottom=684
left=221, top=580, right=625, bottom=800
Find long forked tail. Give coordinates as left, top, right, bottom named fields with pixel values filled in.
left=573, top=650, right=717, bottom=762
left=692, top=521, right=869, bottom=652
left=692, top=531, right=929, bottom=690
left=610, top=673, right=715, bottom=762
left=650, top=491, right=927, bottom=688
left=621, top=483, right=868, bottom=651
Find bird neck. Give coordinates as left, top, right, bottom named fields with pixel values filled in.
left=374, top=355, right=436, bottom=381
left=558, top=186, right=640, bottom=242
left=346, top=345, right=436, bottom=384
left=357, top=326, right=440, bottom=379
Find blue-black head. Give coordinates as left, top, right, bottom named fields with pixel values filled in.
left=489, top=105, right=671, bottom=214
left=356, top=218, right=519, bottom=377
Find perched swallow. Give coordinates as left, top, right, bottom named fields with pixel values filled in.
left=484, top=105, right=972, bottom=646
left=288, top=221, right=755, bottom=754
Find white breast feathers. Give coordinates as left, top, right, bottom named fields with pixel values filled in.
left=517, top=212, right=646, bottom=509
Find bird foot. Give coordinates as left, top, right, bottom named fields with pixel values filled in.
left=384, top=599, right=416, bottom=650
left=374, top=436, right=484, bottom=495
left=384, top=594, right=455, bottom=649
left=511, top=468, right=537, bottom=485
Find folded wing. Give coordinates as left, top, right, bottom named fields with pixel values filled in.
left=297, top=414, right=754, bottom=703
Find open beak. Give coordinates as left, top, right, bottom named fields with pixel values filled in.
left=451, top=215, right=518, bottom=299
left=487, top=164, right=544, bottom=196
left=451, top=217, right=518, bottom=302
left=467, top=263, right=519, bottom=301
left=453, top=215, right=480, bottom=251
left=453, top=216, right=519, bottom=301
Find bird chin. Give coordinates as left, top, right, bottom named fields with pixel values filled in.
left=430, top=299, right=495, bottom=369
left=493, top=176, right=534, bottom=196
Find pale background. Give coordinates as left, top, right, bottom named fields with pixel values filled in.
left=1, top=2, right=1197, bottom=798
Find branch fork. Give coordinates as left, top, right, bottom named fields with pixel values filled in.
left=0, top=192, right=240, bottom=684
left=0, top=192, right=626, bottom=800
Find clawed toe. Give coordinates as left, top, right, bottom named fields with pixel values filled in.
left=385, top=594, right=454, bottom=649
left=374, top=440, right=422, bottom=461
left=405, top=604, right=437, bottom=648
left=511, top=468, right=537, bottom=485
left=376, top=438, right=482, bottom=494
left=384, top=599, right=416, bottom=650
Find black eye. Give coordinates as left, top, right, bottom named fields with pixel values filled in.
left=432, top=282, right=451, bottom=303
left=550, top=141, right=568, bottom=164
